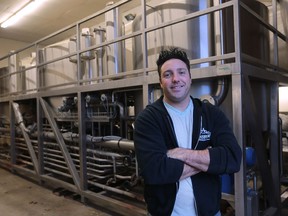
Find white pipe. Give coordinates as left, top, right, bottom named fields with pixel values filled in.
left=105, top=1, right=122, bottom=75
left=94, top=27, right=106, bottom=80
left=12, top=102, right=31, bottom=133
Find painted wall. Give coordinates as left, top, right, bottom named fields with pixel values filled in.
left=0, top=38, right=29, bottom=68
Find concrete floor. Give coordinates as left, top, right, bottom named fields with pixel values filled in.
left=3, top=166, right=288, bottom=216
left=0, top=168, right=115, bottom=216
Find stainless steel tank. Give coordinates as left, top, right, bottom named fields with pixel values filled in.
left=131, top=0, right=214, bottom=70
left=39, top=40, right=78, bottom=89
left=221, top=0, right=270, bottom=62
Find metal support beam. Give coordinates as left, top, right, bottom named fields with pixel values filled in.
left=39, top=97, right=81, bottom=190
left=269, top=81, right=281, bottom=214
left=243, top=74, right=278, bottom=208
left=78, top=92, right=88, bottom=202
left=9, top=101, right=16, bottom=166
left=37, top=97, right=45, bottom=181
left=232, top=72, right=246, bottom=216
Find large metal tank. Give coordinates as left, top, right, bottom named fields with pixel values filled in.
left=9, top=53, right=24, bottom=93
left=20, top=52, right=37, bottom=93
left=269, top=1, right=288, bottom=70
left=131, top=0, right=214, bottom=69
left=221, top=0, right=270, bottom=63
left=39, top=40, right=78, bottom=89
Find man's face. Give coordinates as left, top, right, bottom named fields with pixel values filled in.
left=160, top=58, right=191, bottom=108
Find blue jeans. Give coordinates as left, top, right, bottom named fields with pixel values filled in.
left=147, top=211, right=221, bottom=216
left=215, top=211, right=221, bottom=216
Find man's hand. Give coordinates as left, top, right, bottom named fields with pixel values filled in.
left=167, top=147, right=210, bottom=172
left=167, top=147, right=187, bottom=160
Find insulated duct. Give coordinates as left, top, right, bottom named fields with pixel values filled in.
left=200, top=77, right=229, bottom=106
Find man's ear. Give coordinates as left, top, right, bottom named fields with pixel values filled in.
left=159, top=81, right=164, bottom=89
left=159, top=78, right=163, bottom=86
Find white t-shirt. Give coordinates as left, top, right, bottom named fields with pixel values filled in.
left=164, top=100, right=197, bottom=216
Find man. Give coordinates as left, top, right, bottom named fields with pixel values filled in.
left=134, top=47, right=242, bottom=216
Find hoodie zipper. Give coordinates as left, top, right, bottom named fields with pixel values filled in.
left=193, top=116, right=203, bottom=216
left=166, top=115, right=180, bottom=196
left=194, top=116, right=202, bottom=150
left=166, top=115, right=179, bottom=148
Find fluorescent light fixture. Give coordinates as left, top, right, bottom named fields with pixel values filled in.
left=1, top=0, right=43, bottom=28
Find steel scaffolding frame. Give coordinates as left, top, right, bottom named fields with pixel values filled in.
left=0, top=0, right=287, bottom=215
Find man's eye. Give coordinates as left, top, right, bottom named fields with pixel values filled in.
left=163, top=73, right=171, bottom=78
left=179, top=70, right=186, bottom=75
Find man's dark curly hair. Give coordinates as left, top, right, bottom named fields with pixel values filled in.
left=156, top=47, right=190, bottom=77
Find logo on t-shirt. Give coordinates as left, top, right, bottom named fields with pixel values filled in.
left=199, top=128, right=211, bottom=141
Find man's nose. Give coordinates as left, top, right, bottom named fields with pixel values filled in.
left=172, top=73, right=180, bottom=82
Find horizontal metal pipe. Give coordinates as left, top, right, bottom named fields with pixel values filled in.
left=87, top=168, right=112, bottom=175
left=87, top=180, right=144, bottom=202
left=44, top=167, right=72, bottom=178
left=40, top=131, right=135, bottom=151
left=0, top=127, right=9, bottom=132
left=44, top=161, right=70, bottom=172
left=0, top=153, right=10, bottom=159
left=16, top=158, right=33, bottom=166
left=114, top=174, right=134, bottom=180
left=87, top=173, right=113, bottom=180
left=44, top=157, right=66, bottom=165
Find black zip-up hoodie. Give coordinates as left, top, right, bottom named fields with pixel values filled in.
left=134, top=96, right=242, bottom=216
